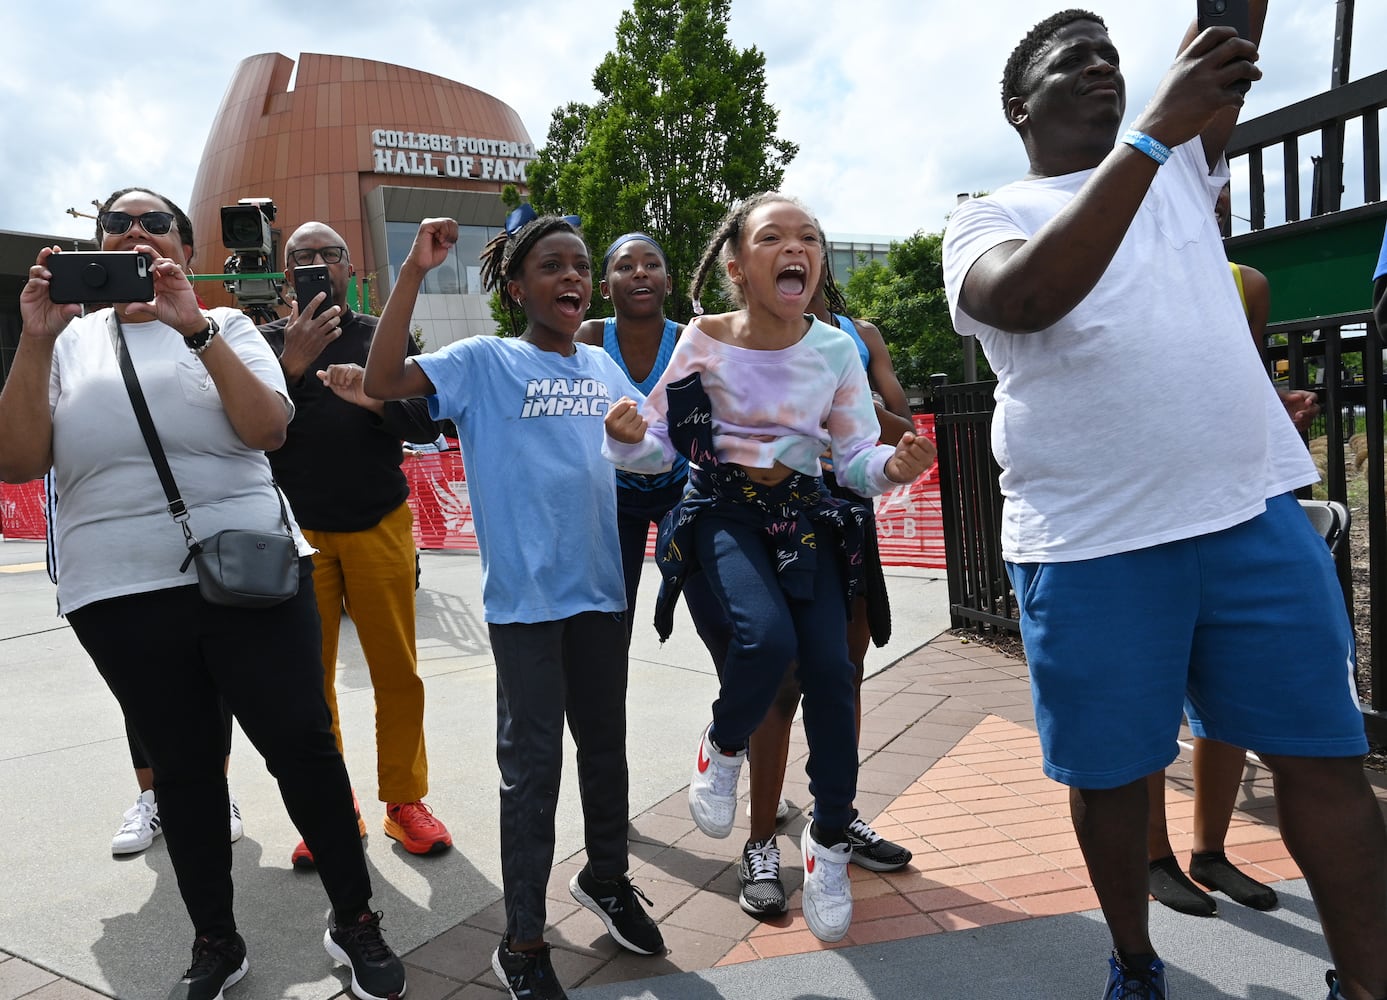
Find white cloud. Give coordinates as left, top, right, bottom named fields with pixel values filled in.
left=2, top=1, right=1384, bottom=245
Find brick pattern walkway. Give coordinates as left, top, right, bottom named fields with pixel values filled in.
left=397, top=633, right=1351, bottom=998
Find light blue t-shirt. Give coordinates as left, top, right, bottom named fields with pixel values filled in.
left=416, top=336, right=642, bottom=624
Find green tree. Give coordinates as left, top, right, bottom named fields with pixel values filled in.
left=843, top=231, right=991, bottom=390
left=526, top=0, right=797, bottom=322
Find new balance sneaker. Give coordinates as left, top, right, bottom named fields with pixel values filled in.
left=167, top=932, right=247, bottom=1000
left=228, top=791, right=243, bottom=844
left=292, top=791, right=368, bottom=869
left=1103, top=951, right=1168, bottom=999
left=738, top=836, right=788, bottom=917
left=112, top=789, right=161, bottom=856
left=568, top=863, right=664, bottom=955
left=845, top=810, right=912, bottom=872
left=383, top=800, right=452, bottom=855
left=689, top=724, right=745, bottom=838
left=799, top=822, right=853, bottom=942
left=492, top=936, right=567, bottom=1000
left=324, top=910, right=406, bottom=1000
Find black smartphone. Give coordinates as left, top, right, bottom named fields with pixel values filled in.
left=1197, top=0, right=1250, bottom=38
left=47, top=251, right=154, bottom=304
left=293, top=264, right=334, bottom=319
left=1198, top=0, right=1252, bottom=94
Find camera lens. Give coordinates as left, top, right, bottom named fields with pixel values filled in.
left=82, top=263, right=108, bottom=289
left=1211, top=0, right=1227, bottom=13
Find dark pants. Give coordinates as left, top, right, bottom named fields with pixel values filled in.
left=127, top=705, right=231, bottom=769
left=68, top=559, right=371, bottom=938
left=490, top=611, right=630, bottom=942
left=694, top=502, right=858, bottom=833
left=617, top=480, right=728, bottom=665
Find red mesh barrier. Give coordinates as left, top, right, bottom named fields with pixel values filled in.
left=0, top=481, right=48, bottom=541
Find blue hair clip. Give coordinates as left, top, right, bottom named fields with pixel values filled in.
left=504, top=203, right=581, bottom=236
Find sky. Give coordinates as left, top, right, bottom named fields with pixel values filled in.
left=2, top=0, right=1384, bottom=246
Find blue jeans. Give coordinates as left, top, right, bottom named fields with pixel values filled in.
left=694, top=501, right=858, bottom=834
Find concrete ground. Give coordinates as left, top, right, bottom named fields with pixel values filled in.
left=3, top=538, right=1384, bottom=1000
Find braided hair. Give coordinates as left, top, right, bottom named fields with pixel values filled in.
left=1000, top=9, right=1106, bottom=123
left=479, top=215, right=583, bottom=336
left=95, top=187, right=195, bottom=254
left=688, top=192, right=814, bottom=313
left=818, top=223, right=850, bottom=319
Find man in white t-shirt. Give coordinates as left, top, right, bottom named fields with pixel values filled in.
left=942, top=8, right=1386, bottom=1000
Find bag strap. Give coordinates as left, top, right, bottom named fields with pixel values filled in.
left=108, top=312, right=293, bottom=555
left=110, top=312, right=196, bottom=548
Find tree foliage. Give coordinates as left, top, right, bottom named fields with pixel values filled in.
left=526, top=0, right=797, bottom=322
left=843, top=231, right=991, bottom=390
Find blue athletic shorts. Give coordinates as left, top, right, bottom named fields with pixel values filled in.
left=1006, top=492, right=1366, bottom=789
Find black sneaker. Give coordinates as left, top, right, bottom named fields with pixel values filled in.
left=738, top=836, right=788, bottom=917
left=324, top=910, right=406, bottom=1000
left=845, top=810, right=913, bottom=872
left=491, top=936, right=568, bottom=1000
left=568, top=863, right=664, bottom=955
left=167, top=932, right=248, bottom=1000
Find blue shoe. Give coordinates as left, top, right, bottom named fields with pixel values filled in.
left=1103, top=952, right=1168, bottom=999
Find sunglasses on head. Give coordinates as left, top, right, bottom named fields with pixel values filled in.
left=99, top=211, right=176, bottom=237
left=287, top=246, right=348, bottom=266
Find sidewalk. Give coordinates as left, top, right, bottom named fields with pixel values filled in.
left=2, top=540, right=1384, bottom=999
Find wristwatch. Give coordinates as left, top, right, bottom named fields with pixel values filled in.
left=185, top=316, right=220, bottom=355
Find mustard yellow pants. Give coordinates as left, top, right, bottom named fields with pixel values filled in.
left=305, top=500, right=428, bottom=804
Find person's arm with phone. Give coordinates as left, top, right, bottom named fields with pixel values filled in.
left=0, top=247, right=77, bottom=482
left=1190, top=0, right=1268, bottom=168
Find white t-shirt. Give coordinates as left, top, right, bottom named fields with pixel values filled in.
left=48, top=306, right=308, bottom=614
left=942, top=140, right=1316, bottom=563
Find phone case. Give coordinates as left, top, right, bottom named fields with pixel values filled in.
left=294, top=265, right=333, bottom=319
left=47, top=251, right=154, bottom=304
left=1197, top=0, right=1250, bottom=39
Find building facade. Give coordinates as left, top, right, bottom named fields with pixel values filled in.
left=188, top=52, right=537, bottom=348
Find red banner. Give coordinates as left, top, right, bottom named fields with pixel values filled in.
left=0, top=481, right=48, bottom=541
left=401, top=416, right=945, bottom=570
left=5, top=423, right=944, bottom=570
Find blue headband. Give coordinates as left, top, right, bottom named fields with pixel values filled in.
left=601, top=232, right=667, bottom=277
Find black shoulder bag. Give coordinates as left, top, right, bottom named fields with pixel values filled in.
left=111, top=313, right=299, bottom=608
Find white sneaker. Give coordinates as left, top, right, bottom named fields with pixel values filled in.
left=800, top=821, right=853, bottom=942
left=688, top=724, right=745, bottom=838
left=111, top=789, right=161, bottom=856
left=745, top=797, right=791, bottom=822
left=228, top=790, right=243, bottom=843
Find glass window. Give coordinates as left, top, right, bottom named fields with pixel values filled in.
left=386, top=220, right=496, bottom=294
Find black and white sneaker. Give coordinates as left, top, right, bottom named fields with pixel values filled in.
left=167, top=932, right=248, bottom=1000
left=568, top=863, right=664, bottom=955
left=738, top=836, right=788, bottom=917
left=845, top=811, right=912, bottom=872
left=492, top=936, right=568, bottom=1000
left=324, top=910, right=406, bottom=1000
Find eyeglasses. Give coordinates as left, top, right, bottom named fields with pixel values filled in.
left=287, top=246, right=348, bottom=266
left=99, top=211, right=176, bottom=237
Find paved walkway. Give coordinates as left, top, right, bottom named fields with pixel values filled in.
left=3, top=539, right=1385, bottom=999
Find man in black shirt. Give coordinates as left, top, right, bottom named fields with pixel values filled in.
left=261, top=222, right=452, bottom=867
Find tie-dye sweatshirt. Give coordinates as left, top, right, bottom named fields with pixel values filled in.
left=603, top=317, right=896, bottom=498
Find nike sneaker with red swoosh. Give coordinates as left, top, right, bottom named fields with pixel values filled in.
left=800, top=821, right=853, bottom=942
left=688, top=723, right=745, bottom=838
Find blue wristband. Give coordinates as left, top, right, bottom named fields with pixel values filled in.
left=1122, top=129, right=1171, bottom=166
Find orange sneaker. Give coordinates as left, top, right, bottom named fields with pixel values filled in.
left=291, top=790, right=367, bottom=869
left=383, top=800, right=452, bottom=855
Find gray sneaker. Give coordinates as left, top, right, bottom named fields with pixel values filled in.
left=845, top=811, right=912, bottom=872
left=738, top=836, right=788, bottom=917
